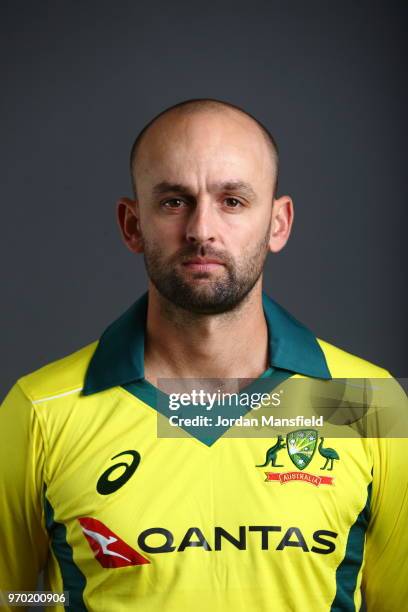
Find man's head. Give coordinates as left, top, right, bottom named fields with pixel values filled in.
left=117, top=98, right=294, bottom=315
left=130, top=99, right=280, bottom=200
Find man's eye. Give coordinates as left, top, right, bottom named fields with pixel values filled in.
left=224, top=198, right=242, bottom=208
left=162, top=199, right=186, bottom=209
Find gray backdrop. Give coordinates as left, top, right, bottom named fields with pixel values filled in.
left=1, top=0, right=407, bottom=401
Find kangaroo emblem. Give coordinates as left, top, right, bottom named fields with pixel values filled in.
left=256, top=435, right=286, bottom=468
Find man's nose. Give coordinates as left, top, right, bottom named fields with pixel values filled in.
left=185, top=200, right=216, bottom=244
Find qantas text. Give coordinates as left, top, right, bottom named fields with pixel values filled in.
left=136, top=525, right=338, bottom=555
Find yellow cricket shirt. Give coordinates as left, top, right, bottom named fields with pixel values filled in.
left=0, top=291, right=407, bottom=611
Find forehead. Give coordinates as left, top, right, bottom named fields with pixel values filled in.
left=134, top=109, right=274, bottom=190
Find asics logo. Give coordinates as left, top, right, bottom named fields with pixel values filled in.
left=96, top=450, right=141, bottom=495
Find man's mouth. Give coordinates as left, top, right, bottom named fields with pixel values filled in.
left=182, top=257, right=225, bottom=273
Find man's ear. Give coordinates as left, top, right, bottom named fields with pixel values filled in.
left=269, top=195, right=294, bottom=253
left=116, top=197, right=144, bottom=254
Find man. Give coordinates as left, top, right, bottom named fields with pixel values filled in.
left=0, top=98, right=407, bottom=611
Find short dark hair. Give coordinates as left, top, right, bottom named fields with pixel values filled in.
left=129, top=97, right=279, bottom=199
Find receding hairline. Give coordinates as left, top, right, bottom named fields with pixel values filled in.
left=129, top=98, right=279, bottom=198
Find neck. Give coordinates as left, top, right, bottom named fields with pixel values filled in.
left=144, top=280, right=269, bottom=385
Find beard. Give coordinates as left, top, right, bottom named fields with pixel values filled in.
left=142, top=223, right=271, bottom=315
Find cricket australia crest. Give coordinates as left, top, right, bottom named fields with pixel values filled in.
left=286, top=429, right=318, bottom=470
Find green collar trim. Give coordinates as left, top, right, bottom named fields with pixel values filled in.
left=83, top=291, right=331, bottom=396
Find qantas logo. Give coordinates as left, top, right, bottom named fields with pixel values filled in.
left=78, top=517, right=150, bottom=567
left=79, top=517, right=337, bottom=567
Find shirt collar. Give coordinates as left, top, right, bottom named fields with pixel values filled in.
left=82, top=291, right=331, bottom=395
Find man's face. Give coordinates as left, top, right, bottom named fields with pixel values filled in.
left=132, top=110, right=278, bottom=314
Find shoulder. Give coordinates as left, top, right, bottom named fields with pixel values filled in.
left=17, top=341, right=98, bottom=403
left=317, top=338, right=392, bottom=379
